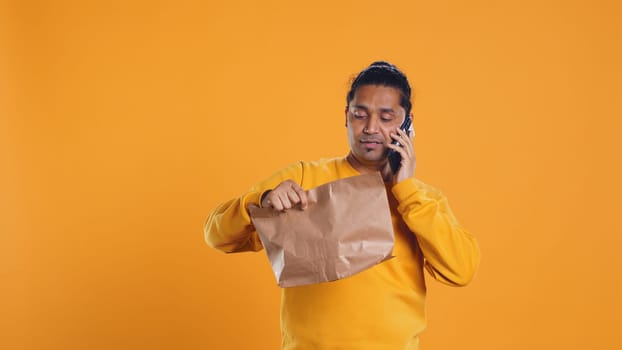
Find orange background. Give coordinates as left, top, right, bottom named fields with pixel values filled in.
left=2, top=1, right=622, bottom=349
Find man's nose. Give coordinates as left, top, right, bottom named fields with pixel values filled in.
left=364, top=117, right=380, bottom=134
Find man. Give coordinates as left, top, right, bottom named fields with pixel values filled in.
left=204, top=61, right=480, bottom=349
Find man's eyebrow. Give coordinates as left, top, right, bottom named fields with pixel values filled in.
left=379, top=107, right=396, bottom=114
left=352, top=105, right=396, bottom=114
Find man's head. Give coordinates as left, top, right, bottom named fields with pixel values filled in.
left=346, top=61, right=412, bottom=116
left=345, top=61, right=413, bottom=169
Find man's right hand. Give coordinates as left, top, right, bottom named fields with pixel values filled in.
left=261, top=180, right=308, bottom=211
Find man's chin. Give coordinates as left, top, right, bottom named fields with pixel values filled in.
left=356, top=151, right=388, bottom=166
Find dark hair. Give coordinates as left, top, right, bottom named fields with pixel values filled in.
left=346, top=61, right=412, bottom=115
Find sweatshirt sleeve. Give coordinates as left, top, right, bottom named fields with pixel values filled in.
left=391, top=177, right=481, bottom=287
left=204, top=162, right=304, bottom=253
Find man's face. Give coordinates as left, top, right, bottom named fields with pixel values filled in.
left=346, top=85, right=407, bottom=167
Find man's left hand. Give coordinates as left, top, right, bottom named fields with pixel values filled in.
left=385, top=127, right=416, bottom=184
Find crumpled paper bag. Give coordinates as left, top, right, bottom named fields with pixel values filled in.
left=247, top=172, right=394, bottom=288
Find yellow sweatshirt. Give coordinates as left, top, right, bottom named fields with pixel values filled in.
left=204, top=157, right=480, bottom=350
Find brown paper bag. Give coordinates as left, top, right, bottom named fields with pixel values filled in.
left=248, top=172, right=394, bottom=288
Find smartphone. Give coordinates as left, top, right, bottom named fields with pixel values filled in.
left=387, top=116, right=412, bottom=174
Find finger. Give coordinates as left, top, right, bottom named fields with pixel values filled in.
left=287, top=184, right=308, bottom=210
left=389, top=132, right=403, bottom=146
left=270, top=196, right=284, bottom=211
left=293, top=186, right=308, bottom=210
left=387, top=142, right=409, bottom=159
left=390, top=132, right=410, bottom=153
left=396, top=134, right=413, bottom=158
left=286, top=189, right=301, bottom=206
left=278, top=192, right=292, bottom=210
left=393, top=129, right=414, bottom=157
left=396, top=128, right=413, bottom=146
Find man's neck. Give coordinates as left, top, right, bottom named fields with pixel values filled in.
left=346, top=152, right=387, bottom=175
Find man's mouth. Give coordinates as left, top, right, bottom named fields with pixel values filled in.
left=360, top=139, right=384, bottom=149
left=360, top=138, right=383, bottom=144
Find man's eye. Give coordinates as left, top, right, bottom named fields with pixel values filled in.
left=353, top=113, right=367, bottom=119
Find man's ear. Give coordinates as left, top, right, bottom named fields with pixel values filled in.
left=344, top=107, right=348, bottom=127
